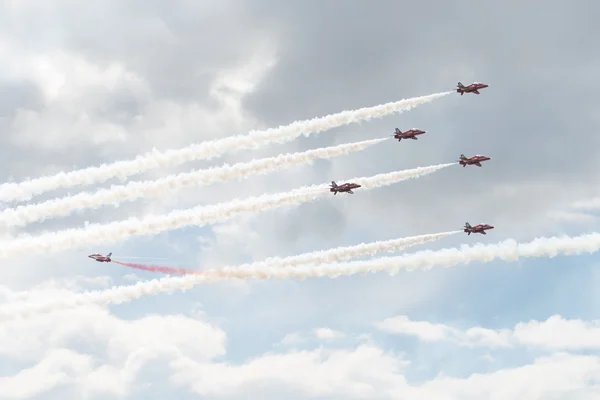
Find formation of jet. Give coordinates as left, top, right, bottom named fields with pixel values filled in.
left=330, top=181, right=361, bottom=195
left=463, top=222, right=494, bottom=235
left=458, top=154, right=490, bottom=167
left=456, top=81, right=488, bottom=95
left=89, top=80, right=495, bottom=268
left=393, top=128, right=426, bottom=141
left=88, top=252, right=112, bottom=262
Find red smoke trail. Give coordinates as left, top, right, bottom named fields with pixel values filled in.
left=113, top=261, right=200, bottom=275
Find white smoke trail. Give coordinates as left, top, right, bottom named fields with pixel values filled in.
left=236, top=230, right=460, bottom=269
left=0, top=138, right=387, bottom=227
left=0, top=91, right=452, bottom=203
left=0, top=163, right=453, bottom=260
left=0, top=231, right=459, bottom=319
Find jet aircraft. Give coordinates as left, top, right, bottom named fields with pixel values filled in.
left=330, top=181, right=361, bottom=195
left=463, top=222, right=494, bottom=235
left=393, top=128, right=426, bottom=141
left=456, top=81, right=488, bottom=95
left=88, top=252, right=112, bottom=262
left=459, top=154, right=490, bottom=167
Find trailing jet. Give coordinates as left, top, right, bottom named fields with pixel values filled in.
left=458, top=154, right=490, bottom=167
left=88, top=252, right=112, bottom=262
left=463, top=222, right=494, bottom=235
left=393, top=128, right=426, bottom=141
left=456, top=82, right=488, bottom=95
left=330, top=181, right=361, bottom=195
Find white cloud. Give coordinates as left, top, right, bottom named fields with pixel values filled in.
left=377, top=314, right=600, bottom=351
left=0, top=349, right=91, bottom=400
left=279, top=333, right=305, bottom=346
left=5, top=309, right=600, bottom=399
left=376, top=315, right=459, bottom=342
left=0, top=304, right=226, bottom=398
left=278, top=328, right=346, bottom=347
left=123, top=273, right=139, bottom=282
left=0, top=275, right=113, bottom=305
left=170, top=344, right=410, bottom=398
left=3, top=1, right=600, bottom=399
left=547, top=210, right=596, bottom=224
left=314, top=327, right=345, bottom=340
left=512, top=315, right=600, bottom=350
left=420, top=353, right=600, bottom=400
left=169, top=343, right=600, bottom=399
left=571, top=198, right=600, bottom=211
left=4, top=47, right=145, bottom=150
left=462, top=326, right=513, bottom=348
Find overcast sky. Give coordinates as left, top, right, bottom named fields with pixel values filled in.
left=2, top=1, right=600, bottom=399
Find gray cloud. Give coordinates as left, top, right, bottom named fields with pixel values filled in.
left=2, top=1, right=600, bottom=397
left=230, top=0, right=600, bottom=244
left=1, top=0, right=598, bottom=278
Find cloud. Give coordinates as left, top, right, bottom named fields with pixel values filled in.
left=0, top=303, right=226, bottom=398
left=277, top=328, right=346, bottom=348
left=6, top=307, right=600, bottom=399
left=547, top=210, right=597, bottom=224
left=0, top=349, right=91, bottom=400
left=314, top=327, right=345, bottom=340
left=512, top=315, right=600, bottom=350
left=420, top=353, right=600, bottom=400
left=170, top=343, right=410, bottom=398
left=279, top=333, right=305, bottom=347
left=0, top=275, right=113, bottom=305
left=3, top=46, right=145, bottom=150
left=376, top=316, right=459, bottom=342
left=3, top=0, right=600, bottom=398
left=377, top=314, right=600, bottom=351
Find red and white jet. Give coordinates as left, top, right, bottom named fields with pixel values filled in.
left=464, top=222, right=494, bottom=235
left=456, top=82, right=488, bottom=95
left=393, top=128, right=426, bottom=141
left=330, top=181, right=361, bottom=195
left=88, top=252, right=112, bottom=262
left=459, top=154, right=490, bottom=167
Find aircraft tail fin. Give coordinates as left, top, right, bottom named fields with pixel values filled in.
left=107, top=252, right=112, bottom=257
left=457, top=82, right=464, bottom=88
left=330, top=181, right=338, bottom=188
left=465, top=222, right=471, bottom=228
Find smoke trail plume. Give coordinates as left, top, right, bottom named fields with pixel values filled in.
left=112, top=261, right=198, bottom=275
left=0, top=92, right=451, bottom=202
left=0, top=230, right=458, bottom=319
left=0, top=138, right=387, bottom=227
left=0, top=163, right=453, bottom=260
left=231, top=230, right=460, bottom=269
left=113, top=231, right=458, bottom=276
